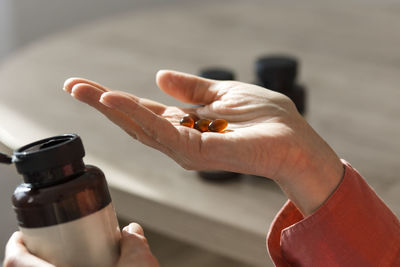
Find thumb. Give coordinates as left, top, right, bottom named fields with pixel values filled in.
left=123, top=223, right=145, bottom=236
left=156, top=70, right=217, bottom=105
left=116, top=223, right=159, bottom=267
left=120, top=223, right=148, bottom=256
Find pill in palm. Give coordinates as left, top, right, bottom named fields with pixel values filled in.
left=187, top=113, right=199, bottom=121
left=180, top=114, right=195, bottom=128
left=208, top=119, right=228, bottom=132
left=194, top=119, right=212, bottom=132
left=180, top=114, right=228, bottom=133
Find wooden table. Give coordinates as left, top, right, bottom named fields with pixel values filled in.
left=1, top=1, right=399, bottom=265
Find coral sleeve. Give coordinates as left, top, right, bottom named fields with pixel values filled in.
left=267, top=160, right=400, bottom=266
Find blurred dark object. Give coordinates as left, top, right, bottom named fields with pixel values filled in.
left=255, top=55, right=306, bottom=115
left=197, top=67, right=242, bottom=182
left=199, top=68, right=235, bottom=81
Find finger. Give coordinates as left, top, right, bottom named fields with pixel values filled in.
left=117, top=91, right=167, bottom=116
left=63, top=77, right=109, bottom=93
left=123, top=223, right=145, bottom=236
left=120, top=226, right=149, bottom=255
left=68, top=82, right=187, bottom=165
left=70, top=83, right=141, bottom=139
left=6, top=232, right=25, bottom=254
left=118, top=227, right=159, bottom=267
left=156, top=70, right=218, bottom=105
left=70, top=82, right=167, bottom=115
left=100, top=91, right=179, bottom=147
left=5, top=232, right=55, bottom=267
left=96, top=91, right=181, bottom=161
left=70, top=84, right=169, bottom=145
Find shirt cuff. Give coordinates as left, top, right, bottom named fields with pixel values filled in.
left=267, top=160, right=400, bottom=266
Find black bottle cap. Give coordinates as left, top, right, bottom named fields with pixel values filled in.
left=287, top=84, right=306, bottom=115
left=0, top=152, right=12, bottom=164
left=13, top=134, right=85, bottom=177
left=199, top=68, right=235, bottom=80
left=255, top=55, right=298, bottom=93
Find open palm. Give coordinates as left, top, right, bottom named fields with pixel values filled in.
left=64, top=70, right=305, bottom=179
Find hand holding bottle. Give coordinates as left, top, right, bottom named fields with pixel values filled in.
left=4, top=223, right=159, bottom=267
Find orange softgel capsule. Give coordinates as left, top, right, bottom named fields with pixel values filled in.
left=194, top=119, right=211, bottom=132
left=187, top=113, right=199, bottom=121
left=180, top=115, right=195, bottom=128
left=180, top=114, right=228, bottom=133
left=209, top=119, right=228, bottom=132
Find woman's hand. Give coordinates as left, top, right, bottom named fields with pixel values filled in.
left=64, top=70, right=304, bottom=179
left=63, top=70, right=343, bottom=215
left=4, top=232, right=55, bottom=267
left=3, top=223, right=159, bottom=267
left=116, top=223, right=159, bottom=267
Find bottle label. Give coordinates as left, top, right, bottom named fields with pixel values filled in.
left=20, top=203, right=121, bottom=267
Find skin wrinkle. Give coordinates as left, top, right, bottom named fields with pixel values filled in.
left=206, top=131, right=247, bottom=172
left=72, top=85, right=148, bottom=140
left=188, top=130, right=204, bottom=167
left=198, top=133, right=214, bottom=169
left=201, top=132, right=234, bottom=170
left=252, top=137, right=271, bottom=176
left=262, top=136, right=283, bottom=179
left=110, top=94, right=166, bottom=146
left=123, top=126, right=138, bottom=140
left=176, top=72, right=210, bottom=104
left=204, top=82, right=225, bottom=104
left=101, top=94, right=166, bottom=152
left=139, top=128, right=177, bottom=167
left=192, top=78, right=205, bottom=104
left=274, top=122, right=304, bottom=180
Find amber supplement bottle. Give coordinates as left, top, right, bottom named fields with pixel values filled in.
left=197, top=68, right=241, bottom=181
left=10, top=134, right=121, bottom=267
left=255, top=55, right=306, bottom=115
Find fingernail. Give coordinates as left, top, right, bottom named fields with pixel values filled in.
left=99, top=92, right=113, bottom=107
left=128, top=223, right=135, bottom=233
left=121, top=224, right=134, bottom=236
left=121, top=226, right=130, bottom=237
left=70, top=84, right=82, bottom=99
left=63, top=78, right=76, bottom=93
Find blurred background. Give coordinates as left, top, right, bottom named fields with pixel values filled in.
left=1, top=0, right=399, bottom=266
left=0, top=0, right=162, bottom=61
left=2, top=1, right=253, bottom=266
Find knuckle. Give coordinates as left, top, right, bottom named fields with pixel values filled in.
left=137, top=235, right=148, bottom=245
left=180, top=162, right=190, bottom=170
left=146, top=124, right=160, bottom=141
left=132, top=223, right=144, bottom=234
left=126, top=130, right=138, bottom=140
left=138, top=252, right=159, bottom=266
left=4, top=255, right=19, bottom=267
left=178, top=160, right=194, bottom=170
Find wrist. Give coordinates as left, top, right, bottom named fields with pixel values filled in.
left=273, top=118, right=344, bottom=216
